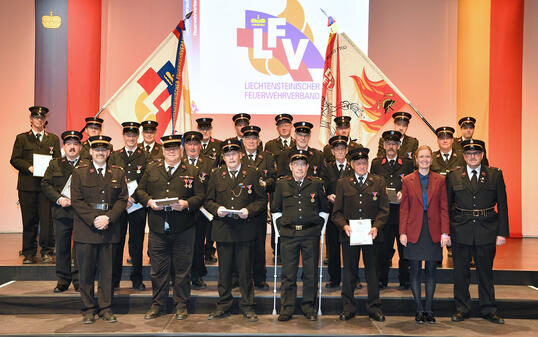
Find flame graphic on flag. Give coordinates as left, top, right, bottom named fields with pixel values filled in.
left=351, top=68, right=406, bottom=133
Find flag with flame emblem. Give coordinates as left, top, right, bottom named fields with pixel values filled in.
left=101, top=21, right=191, bottom=139
left=319, top=25, right=411, bottom=146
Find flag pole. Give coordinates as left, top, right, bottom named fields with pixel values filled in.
left=408, top=103, right=436, bottom=134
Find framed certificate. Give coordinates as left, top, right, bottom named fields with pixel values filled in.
left=349, top=219, right=373, bottom=246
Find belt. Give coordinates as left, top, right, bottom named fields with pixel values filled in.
left=455, top=206, right=495, bottom=217
left=89, top=203, right=110, bottom=211
left=292, top=223, right=315, bottom=231
left=163, top=206, right=174, bottom=212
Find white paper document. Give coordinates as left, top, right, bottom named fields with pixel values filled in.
left=33, top=154, right=52, bottom=177
left=224, top=209, right=243, bottom=215
left=126, top=180, right=143, bottom=214
left=349, top=219, right=373, bottom=246
left=61, top=175, right=72, bottom=199
left=200, top=206, right=214, bottom=221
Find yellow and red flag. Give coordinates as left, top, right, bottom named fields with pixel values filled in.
left=319, top=26, right=411, bottom=147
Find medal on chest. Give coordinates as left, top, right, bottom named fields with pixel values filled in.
left=49, top=146, right=54, bottom=155
left=200, top=172, right=207, bottom=182
left=372, top=192, right=378, bottom=201
left=136, top=165, right=142, bottom=175
left=184, top=177, right=193, bottom=188
left=310, top=193, right=316, bottom=203
left=313, top=165, right=318, bottom=175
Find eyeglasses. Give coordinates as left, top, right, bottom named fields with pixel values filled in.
left=464, top=151, right=482, bottom=157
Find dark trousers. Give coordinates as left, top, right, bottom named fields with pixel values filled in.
left=452, top=242, right=497, bottom=315
left=113, top=208, right=145, bottom=284
left=378, top=221, right=409, bottom=285
left=204, top=220, right=216, bottom=257
left=326, top=220, right=341, bottom=284
left=252, top=216, right=267, bottom=284
left=342, top=242, right=381, bottom=314
left=280, top=235, right=320, bottom=315
left=76, top=242, right=113, bottom=315
left=54, top=217, right=78, bottom=284
left=18, top=190, right=54, bottom=257
left=149, top=226, right=195, bottom=310
left=216, top=241, right=254, bottom=313
left=191, top=213, right=208, bottom=280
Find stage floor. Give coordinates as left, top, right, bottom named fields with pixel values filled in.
left=1, top=233, right=537, bottom=271
left=0, top=313, right=537, bottom=337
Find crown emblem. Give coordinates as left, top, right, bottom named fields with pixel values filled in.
left=42, top=11, right=62, bottom=29
left=250, top=15, right=266, bottom=27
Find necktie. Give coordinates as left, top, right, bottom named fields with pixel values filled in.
left=230, top=170, right=237, bottom=179
left=389, top=159, right=395, bottom=166
left=338, top=164, right=344, bottom=177
left=202, top=143, right=207, bottom=150
left=190, top=158, right=196, bottom=166
left=127, top=150, right=133, bottom=157
left=296, top=180, right=302, bottom=187
left=358, top=176, right=364, bottom=187
left=249, top=154, right=254, bottom=162
left=146, top=145, right=151, bottom=153
left=97, top=168, right=104, bottom=179
left=167, top=166, right=173, bottom=178
left=444, top=153, right=449, bottom=162
left=283, top=139, right=288, bottom=148
left=471, top=169, right=478, bottom=188
left=69, top=160, right=76, bottom=167
left=36, top=133, right=41, bottom=142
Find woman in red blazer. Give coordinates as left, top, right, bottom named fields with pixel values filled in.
left=399, top=145, right=450, bottom=324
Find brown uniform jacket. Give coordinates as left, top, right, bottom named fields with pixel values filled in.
left=138, top=142, right=164, bottom=163
left=377, top=134, right=419, bottom=160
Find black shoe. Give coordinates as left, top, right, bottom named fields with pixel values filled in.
left=192, top=279, right=207, bottom=290
left=41, top=254, right=53, bottom=264
left=208, top=310, right=230, bottom=320
left=127, top=257, right=132, bottom=264
left=254, top=282, right=269, bottom=290
left=100, top=311, right=117, bottom=323
left=232, top=280, right=239, bottom=289
left=415, top=312, right=425, bottom=324
left=54, top=282, right=69, bottom=293
left=483, top=312, right=504, bottom=324
left=356, top=282, right=363, bottom=289
left=22, top=257, right=34, bottom=264
left=243, top=311, right=258, bottom=322
left=325, top=282, right=340, bottom=289
left=205, top=255, right=217, bottom=264
left=73, top=281, right=80, bottom=292
left=378, top=282, right=388, bottom=290
left=277, top=255, right=282, bottom=265
left=323, top=258, right=328, bottom=265
left=132, top=281, right=146, bottom=291
left=144, top=307, right=163, bottom=320
left=369, top=311, right=386, bottom=322
left=424, top=312, right=436, bottom=324
left=175, top=308, right=188, bottom=320
left=451, top=311, right=470, bottom=322
left=278, top=313, right=292, bottom=321
left=339, top=311, right=355, bottom=321
left=304, top=312, right=317, bottom=321
left=82, top=312, right=95, bottom=324
left=113, top=280, right=120, bottom=290
left=398, top=282, right=410, bottom=290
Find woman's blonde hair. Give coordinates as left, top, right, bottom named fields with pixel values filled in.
left=414, top=145, right=433, bottom=164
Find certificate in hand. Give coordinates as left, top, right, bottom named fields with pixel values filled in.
left=153, top=197, right=179, bottom=207
left=224, top=209, right=243, bottom=215
left=33, top=154, right=53, bottom=177
left=349, top=219, right=373, bottom=246
left=386, top=187, right=399, bottom=204
left=126, top=180, right=143, bottom=213
left=61, top=175, right=72, bottom=199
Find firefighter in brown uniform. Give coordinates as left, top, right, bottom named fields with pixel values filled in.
left=224, top=113, right=263, bottom=154
left=71, top=135, right=128, bottom=324
left=332, top=147, right=389, bottom=322
left=182, top=131, right=217, bottom=289
left=324, top=135, right=356, bottom=290
left=41, top=130, right=86, bottom=292
left=138, top=120, right=163, bottom=162
left=371, top=131, right=414, bottom=290
left=10, top=106, right=61, bottom=263
left=277, top=121, right=326, bottom=180
left=80, top=117, right=113, bottom=160
left=241, top=125, right=277, bottom=290
left=431, top=127, right=465, bottom=176
left=271, top=149, right=329, bottom=321
left=322, top=116, right=363, bottom=164
left=204, top=139, right=267, bottom=322
left=108, top=122, right=150, bottom=290
left=136, top=134, right=205, bottom=320
left=377, top=112, right=419, bottom=160
left=453, top=117, right=489, bottom=166
left=196, top=117, right=222, bottom=162
left=447, top=139, right=508, bottom=324
left=264, top=113, right=295, bottom=263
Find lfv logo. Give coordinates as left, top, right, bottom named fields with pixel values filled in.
left=251, top=17, right=308, bottom=70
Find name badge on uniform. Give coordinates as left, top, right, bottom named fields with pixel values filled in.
left=372, top=192, right=378, bottom=201
left=310, top=193, right=316, bottom=203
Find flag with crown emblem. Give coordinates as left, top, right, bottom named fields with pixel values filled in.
left=101, top=20, right=191, bottom=139
left=319, top=21, right=412, bottom=147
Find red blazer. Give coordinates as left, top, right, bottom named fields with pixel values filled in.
left=399, top=171, right=449, bottom=244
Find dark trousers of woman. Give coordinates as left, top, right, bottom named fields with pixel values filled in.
left=409, top=260, right=437, bottom=313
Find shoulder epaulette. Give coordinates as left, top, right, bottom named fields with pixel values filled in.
left=111, top=165, right=123, bottom=170
left=75, top=164, right=88, bottom=169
